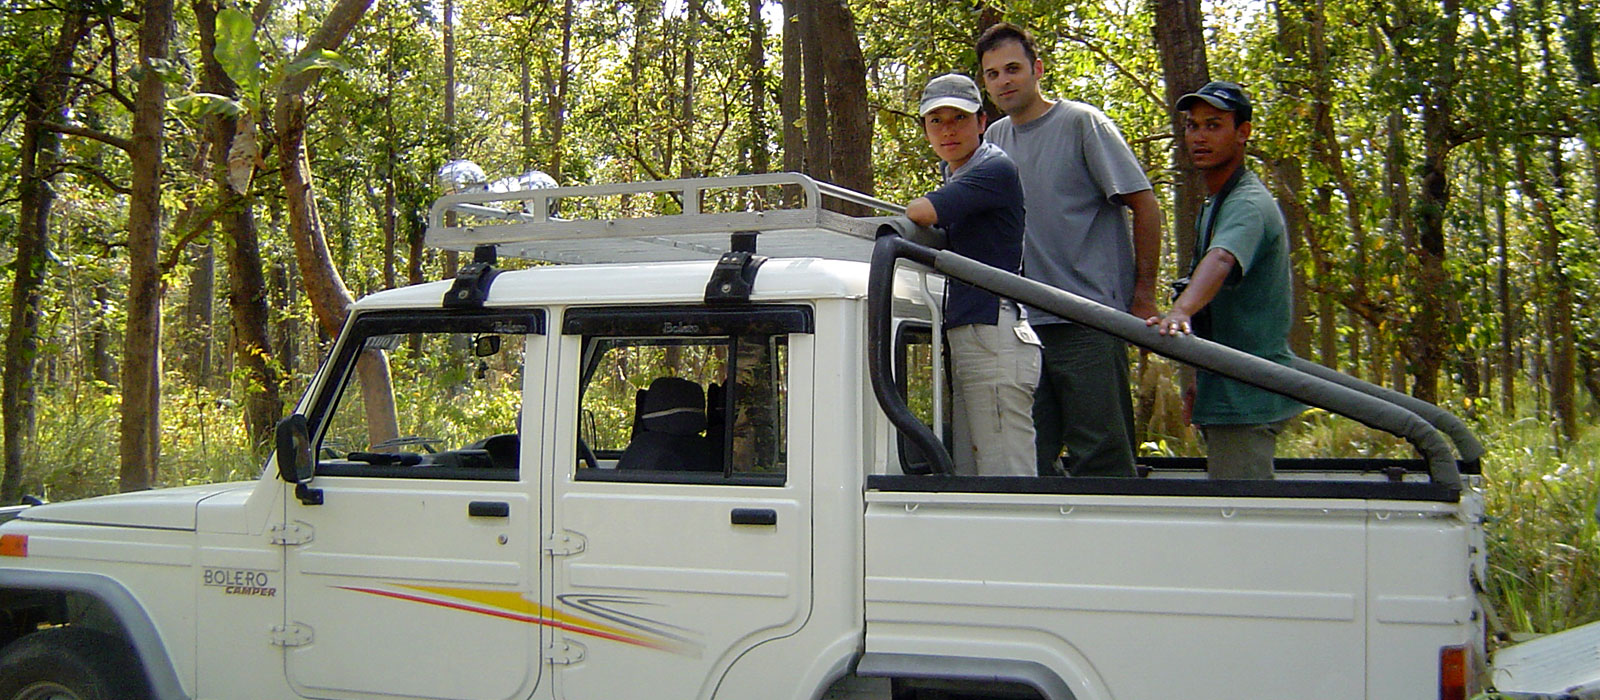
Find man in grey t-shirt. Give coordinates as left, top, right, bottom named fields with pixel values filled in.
left=977, top=22, right=1163, bottom=477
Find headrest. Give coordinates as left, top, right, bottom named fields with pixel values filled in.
left=639, top=377, right=706, bottom=436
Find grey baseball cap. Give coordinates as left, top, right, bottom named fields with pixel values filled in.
left=1177, top=81, right=1253, bottom=123
left=919, top=73, right=983, bottom=116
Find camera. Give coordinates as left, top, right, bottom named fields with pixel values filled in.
left=1169, top=276, right=1190, bottom=302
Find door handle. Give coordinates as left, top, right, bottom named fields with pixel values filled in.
left=469, top=501, right=510, bottom=518
left=731, top=508, right=777, bottom=526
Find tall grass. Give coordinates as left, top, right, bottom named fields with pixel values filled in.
left=1478, top=416, right=1600, bottom=637
left=23, top=381, right=263, bottom=503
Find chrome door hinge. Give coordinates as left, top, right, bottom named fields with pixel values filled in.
left=546, top=637, right=587, bottom=665
left=269, top=521, right=314, bottom=545
left=270, top=622, right=314, bottom=647
left=543, top=530, right=586, bottom=556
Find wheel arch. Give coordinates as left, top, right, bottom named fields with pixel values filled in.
left=855, top=652, right=1079, bottom=700
left=0, top=569, right=188, bottom=700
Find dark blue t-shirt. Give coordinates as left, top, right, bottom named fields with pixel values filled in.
left=923, top=142, right=1027, bottom=328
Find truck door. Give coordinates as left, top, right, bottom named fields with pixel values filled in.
left=281, top=310, right=549, bottom=700
left=547, top=305, right=814, bottom=699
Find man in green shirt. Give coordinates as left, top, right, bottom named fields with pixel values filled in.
left=1147, top=81, right=1305, bottom=479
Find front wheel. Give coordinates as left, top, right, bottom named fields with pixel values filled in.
left=0, top=627, right=150, bottom=700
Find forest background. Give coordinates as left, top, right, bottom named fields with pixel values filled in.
left=1, top=0, right=1598, bottom=641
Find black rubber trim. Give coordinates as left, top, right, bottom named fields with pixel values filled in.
left=1138, top=456, right=1482, bottom=475
left=575, top=469, right=785, bottom=487
left=313, top=463, right=518, bottom=481
left=866, top=474, right=1461, bottom=502
left=562, top=304, right=813, bottom=336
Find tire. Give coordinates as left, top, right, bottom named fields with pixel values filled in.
left=0, top=627, right=150, bottom=700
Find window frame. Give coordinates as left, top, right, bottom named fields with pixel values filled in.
left=306, top=308, right=545, bottom=481
left=565, top=304, right=811, bottom=487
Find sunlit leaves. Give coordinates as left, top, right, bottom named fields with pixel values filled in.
left=168, top=92, right=245, bottom=117
left=215, top=8, right=263, bottom=97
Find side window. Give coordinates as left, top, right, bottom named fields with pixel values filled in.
left=896, top=322, right=948, bottom=474
left=312, top=310, right=541, bottom=480
left=569, top=306, right=806, bottom=485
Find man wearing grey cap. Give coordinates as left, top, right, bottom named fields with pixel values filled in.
left=976, top=22, right=1162, bottom=479
left=1149, top=80, right=1305, bottom=479
left=904, top=73, right=1041, bottom=476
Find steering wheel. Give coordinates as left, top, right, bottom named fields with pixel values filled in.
left=577, top=437, right=599, bottom=470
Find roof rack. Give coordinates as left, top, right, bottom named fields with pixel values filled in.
left=425, top=173, right=904, bottom=265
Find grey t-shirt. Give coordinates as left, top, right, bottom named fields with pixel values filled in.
left=985, top=100, right=1151, bottom=322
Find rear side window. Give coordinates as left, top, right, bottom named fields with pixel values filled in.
left=567, top=305, right=808, bottom=485
left=895, top=322, right=949, bottom=474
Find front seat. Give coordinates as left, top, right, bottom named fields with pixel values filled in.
left=616, top=377, right=715, bottom=471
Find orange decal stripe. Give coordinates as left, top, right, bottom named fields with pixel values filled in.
left=335, top=586, right=674, bottom=651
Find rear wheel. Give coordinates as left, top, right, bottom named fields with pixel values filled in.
left=0, top=627, right=150, bottom=700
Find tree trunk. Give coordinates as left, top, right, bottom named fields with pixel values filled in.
left=442, top=0, right=459, bottom=278
left=1495, top=139, right=1514, bottom=414
left=1535, top=0, right=1577, bottom=439
left=382, top=4, right=398, bottom=289
left=681, top=0, right=700, bottom=179
left=1264, top=162, right=1315, bottom=360
left=3, top=10, right=87, bottom=503
left=780, top=0, right=803, bottom=181
left=1150, top=0, right=1209, bottom=272
left=181, top=244, right=215, bottom=386
left=520, top=20, right=535, bottom=172
left=818, top=0, right=873, bottom=204
left=746, top=0, right=768, bottom=175
left=196, top=0, right=282, bottom=452
left=272, top=0, right=392, bottom=444
left=121, top=0, right=175, bottom=492
left=1382, top=105, right=1413, bottom=392
left=89, top=282, right=116, bottom=386
left=1395, top=0, right=1460, bottom=403
left=1313, top=189, right=1337, bottom=367
left=552, top=0, right=574, bottom=179
left=273, top=260, right=299, bottom=397
left=799, top=0, right=831, bottom=182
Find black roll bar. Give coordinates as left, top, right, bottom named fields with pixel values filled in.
left=867, top=233, right=1464, bottom=491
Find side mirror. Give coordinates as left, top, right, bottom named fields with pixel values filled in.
left=275, top=415, right=322, bottom=505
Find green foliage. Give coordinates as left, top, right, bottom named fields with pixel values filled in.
left=167, top=92, right=245, bottom=117
left=1482, top=414, right=1600, bottom=636
left=215, top=8, right=262, bottom=95
left=23, top=383, right=262, bottom=502
left=284, top=48, right=351, bottom=79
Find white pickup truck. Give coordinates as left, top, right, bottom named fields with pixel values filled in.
left=0, top=174, right=1510, bottom=700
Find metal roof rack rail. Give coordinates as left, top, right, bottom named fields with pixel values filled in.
left=425, top=173, right=904, bottom=265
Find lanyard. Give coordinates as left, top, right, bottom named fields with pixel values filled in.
left=1190, top=165, right=1249, bottom=275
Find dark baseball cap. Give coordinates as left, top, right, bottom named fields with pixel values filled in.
left=920, top=73, right=983, bottom=116
left=1177, top=81, right=1252, bottom=123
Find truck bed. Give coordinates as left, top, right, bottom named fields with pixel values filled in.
left=863, top=479, right=1482, bottom=700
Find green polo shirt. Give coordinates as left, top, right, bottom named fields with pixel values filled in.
left=1191, top=170, right=1307, bottom=426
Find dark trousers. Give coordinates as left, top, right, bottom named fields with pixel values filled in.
left=1032, top=323, right=1137, bottom=477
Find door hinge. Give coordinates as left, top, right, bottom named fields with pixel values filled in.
left=270, top=622, right=314, bottom=647
left=544, top=530, right=586, bottom=556
left=546, top=637, right=587, bottom=665
left=269, top=521, right=314, bottom=546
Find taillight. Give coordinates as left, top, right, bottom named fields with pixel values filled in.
left=0, top=533, right=27, bottom=557
left=1439, top=644, right=1468, bottom=700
